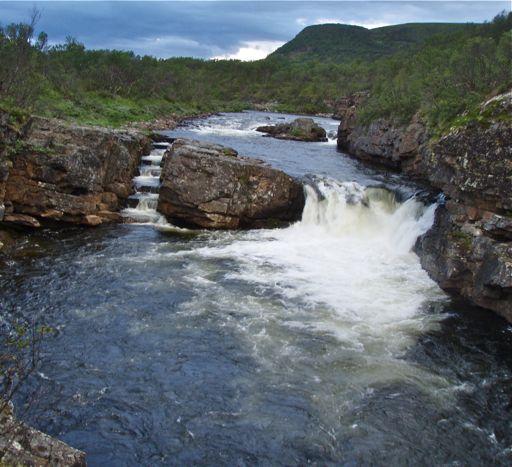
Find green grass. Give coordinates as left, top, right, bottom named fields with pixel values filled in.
left=34, top=90, right=193, bottom=127
left=28, top=87, right=249, bottom=128
left=5, top=88, right=251, bottom=129
left=0, top=101, right=31, bottom=130
left=449, top=230, right=474, bottom=250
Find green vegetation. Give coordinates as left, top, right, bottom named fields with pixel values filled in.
left=1, top=319, right=53, bottom=419
left=270, top=22, right=472, bottom=62
left=449, top=230, right=474, bottom=250
left=0, top=10, right=510, bottom=130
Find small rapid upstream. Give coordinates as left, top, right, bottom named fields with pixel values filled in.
left=121, top=142, right=169, bottom=225
left=2, top=111, right=511, bottom=465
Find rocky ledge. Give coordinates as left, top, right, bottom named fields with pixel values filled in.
left=0, top=110, right=150, bottom=228
left=157, top=139, right=305, bottom=229
left=256, top=117, right=327, bottom=142
left=0, top=402, right=86, bottom=466
left=336, top=90, right=512, bottom=321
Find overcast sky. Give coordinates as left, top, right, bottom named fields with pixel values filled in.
left=0, top=1, right=509, bottom=60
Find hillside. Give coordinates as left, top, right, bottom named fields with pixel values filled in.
left=270, top=22, right=473, bottom=62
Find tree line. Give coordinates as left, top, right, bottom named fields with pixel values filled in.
left=0, top=10, right=510, bottom=129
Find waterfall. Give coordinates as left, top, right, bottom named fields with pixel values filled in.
left=122, top=142, right=170, bottom=225
left=301, top=177, right=437, bottom=254
left=192, top=175, right=442, bottom=348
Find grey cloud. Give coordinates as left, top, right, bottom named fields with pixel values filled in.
left=0, top=1, right=509, bottom=59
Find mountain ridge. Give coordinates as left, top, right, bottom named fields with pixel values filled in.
left=270, top=22, right=474, bottom=62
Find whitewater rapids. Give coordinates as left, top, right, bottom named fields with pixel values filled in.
left=180, top=178, right=445, bottom=358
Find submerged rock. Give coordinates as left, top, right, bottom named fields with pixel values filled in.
left=157, top=139, right=305, bottom=229
left=256, top=117, right=327, bottom=142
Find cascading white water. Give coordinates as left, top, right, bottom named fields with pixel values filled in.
left=191, top=177, right=444, bottom=355
left=122, top=143, right=170, bottom=225
left=301, top=178, right=437, bottom=254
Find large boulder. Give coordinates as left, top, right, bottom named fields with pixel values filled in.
left=256, top=118, right=327, bottom=142
left=1, top=114, right=150, bottom=227
left=157, top=139, right=305, bottom=229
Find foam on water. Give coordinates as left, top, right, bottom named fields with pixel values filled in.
left=122, top=145, right=170, bottom=226
left=184, top=179, right=445, bottom=355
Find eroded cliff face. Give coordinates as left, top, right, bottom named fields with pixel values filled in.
left=415, top=93, right=512, bottom=321
left=0, top=111, right=150, bottom=228
left=336, top=91, right=512, bottom=321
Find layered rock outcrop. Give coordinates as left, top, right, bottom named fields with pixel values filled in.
left=157, top=139, right=305, bottom=229
left=415, top=92, right=512, bottom=321
left=256, top=117, right=327, bottom=142
left=336, top=93, right=427, bottom=174
left=0, top=111, right=150, bottom=227
left=337, top=116, right=428, bottom=173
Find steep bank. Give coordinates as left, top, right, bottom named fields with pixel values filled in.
left=0, top=109, right=151, bottom=229
left=335, top=92, right=428, bottom=176
left=336, top=91, right=512, bottom=321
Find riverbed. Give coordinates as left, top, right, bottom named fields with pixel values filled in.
left=2, top=111, right=511, bottom=465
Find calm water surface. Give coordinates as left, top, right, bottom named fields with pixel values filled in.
left=1, top=111, right=511, bottom=466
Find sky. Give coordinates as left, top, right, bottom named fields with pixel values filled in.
left=0, top=1, right=509, bottom=60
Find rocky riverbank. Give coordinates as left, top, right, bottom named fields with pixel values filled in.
left=335, top=92, right=427, bottom=176
left=336, top=90, right=512, bottom=321
left=0, top=110, right=151, bottom=229
left=0, top=111, right=156, bottom=464
left=0, top=402, right=86, bottom=465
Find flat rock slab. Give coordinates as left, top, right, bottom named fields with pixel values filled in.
left=157, top=139, right=305, bottom=229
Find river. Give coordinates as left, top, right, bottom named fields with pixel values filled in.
left=2, top=111, right=511, bottom=465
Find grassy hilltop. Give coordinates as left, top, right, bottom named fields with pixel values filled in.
left=271, top=22, right=471, bottom=62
